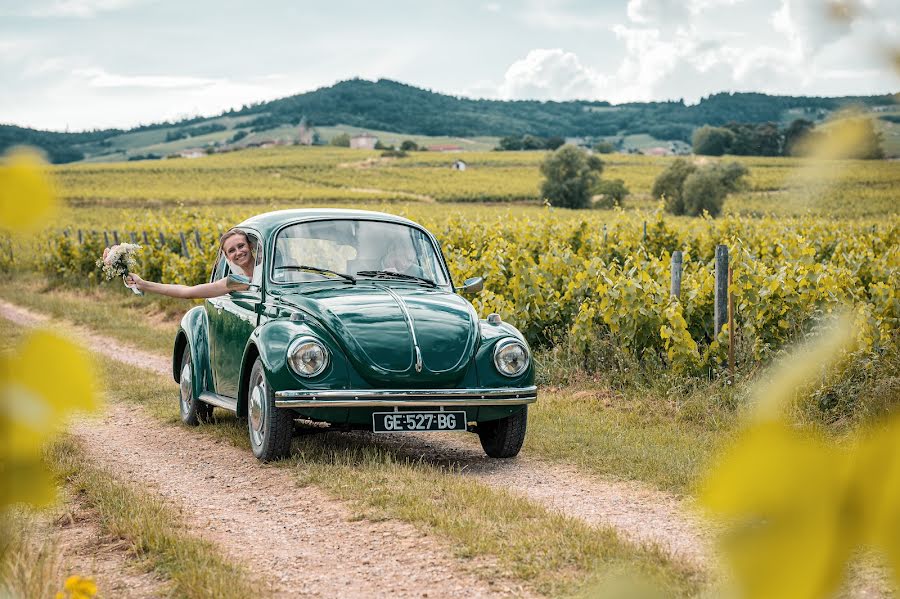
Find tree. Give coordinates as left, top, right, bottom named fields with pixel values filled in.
left=692, top=126, right=735, bottom=156
left=497, top=136, right=523, bottom=151
left=593, top=140, right=616, bottom=154
left=545, top=136, right=566, bottom=150
left=593, top=178, right=629, bottom=208
left=682, top=170, right=728, bottom=217
left=539, top=145, right=604, bottom=209
left=651, top=158, right=697, bottom=214
left=330, top=133, right=350, bottom=147
left=653, top=158, right=748, bottom=217
left=400, top=139, right=419, bottom=151
left=784, top=119, right=815, bottom=156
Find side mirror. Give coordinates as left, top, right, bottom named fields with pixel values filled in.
left=456, top=276, right=484, bottom=294
left=226, top=273, right=258, bottom=292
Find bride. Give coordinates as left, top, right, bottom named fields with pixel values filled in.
left=125, top=229, right=253, bottom=299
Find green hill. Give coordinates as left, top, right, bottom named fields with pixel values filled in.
left=1, top=78, right=896, bottom=163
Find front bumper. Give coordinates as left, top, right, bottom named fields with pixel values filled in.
left=273, top=385, right=538, bottom=409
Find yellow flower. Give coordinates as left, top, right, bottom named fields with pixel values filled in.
left=0, top=148, right=57, bottom=232
left=58, top=575, right=98, bottom=599
left=1, top=331, right=99, bottom=507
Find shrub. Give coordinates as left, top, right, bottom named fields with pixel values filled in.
left=593, top=179, right=629, bottom=208
left=330, top=133, right=350, bottom=147
left=539, top=145, right=604, bottom=209
left=653, top=159, right=748, bottom=217
left=692, top=126, right=735, bottom=156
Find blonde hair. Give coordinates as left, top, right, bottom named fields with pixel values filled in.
left=219, top=228, right=249, bottom=251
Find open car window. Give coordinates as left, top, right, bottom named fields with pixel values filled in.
left=272, top=219, right=449, bottom=286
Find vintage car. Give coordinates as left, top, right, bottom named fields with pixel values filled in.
left=173, top=209, right=536, bottom=461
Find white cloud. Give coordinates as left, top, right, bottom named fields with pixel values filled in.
left=72, top=67, right=221, bottom=89
left=497, top=48, right=608, bottom=101
left=483, top=2, right=501, bottom=13
left=626, top=0, right=689, bottom=25
left=23, top=0, right=140, bottom=17
left=521, top=0, right=609, bottom=30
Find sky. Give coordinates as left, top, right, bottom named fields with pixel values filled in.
left=1, top=0, right=898, bottom=132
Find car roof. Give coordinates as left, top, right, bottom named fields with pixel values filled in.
left=236, top=208, right=424, bottom=238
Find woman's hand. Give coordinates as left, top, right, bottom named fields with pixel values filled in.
left=125, top=272, right=146, bottom=291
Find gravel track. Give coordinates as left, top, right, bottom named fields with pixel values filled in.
left=0, top=299, right=711, bottom=572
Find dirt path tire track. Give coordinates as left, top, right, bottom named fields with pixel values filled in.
left=72, top=404, right=522, bottom=598
left=0, top=299, right=711, bottom=570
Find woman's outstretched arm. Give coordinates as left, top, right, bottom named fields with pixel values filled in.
left=126, top=273, right=247, bottom=299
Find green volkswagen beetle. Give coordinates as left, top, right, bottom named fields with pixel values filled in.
left=173, top=209, right=536, bottom=461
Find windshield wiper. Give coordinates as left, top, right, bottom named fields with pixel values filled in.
left=356, top=270, right=437, bottom=288
left=275, top=265, right=356, bottom=284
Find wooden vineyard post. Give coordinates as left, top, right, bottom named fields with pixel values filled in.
left=112, top=230, right=120, bottom=244
left=158, top=232, right=166, bottom=247
left=670, top=251, right=683, bottom=298
left=103, top=231, right=110, bottom=248
left=602, top=224, right=608, bottom=244
left=714, top=244, right=728, bottom=335
left=194, top=229, right=202, bottom=250
left=179, top=232, right=191, bottom=258
left=130, top=231, right=137, bottom=244
left=143, top=231, right=149, bottom=245
left=728, top=265, right=735, bottom=380
left=642, top=221, right=647, bottom=243
left=77, top=229, right=83, bottom=244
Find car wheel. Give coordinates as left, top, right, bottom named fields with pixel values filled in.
left=179, top=348, right=212, bottom=425
left=247, top=357, right=293, bottom=462
left=477, top=407, right=527, bottom=458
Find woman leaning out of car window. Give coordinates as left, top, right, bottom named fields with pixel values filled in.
left=122, top=228, right=253, bottom=299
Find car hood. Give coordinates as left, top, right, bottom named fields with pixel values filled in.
left=274, top=284, right=478, bottom=385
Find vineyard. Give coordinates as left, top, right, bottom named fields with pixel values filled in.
left=6, top=146, right=897, bottom=421
left=55, top=147, right=900, bottom=216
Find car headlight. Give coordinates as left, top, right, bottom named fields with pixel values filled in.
left=287, top=337, right=329, bottom=377
left=493, top=339, right=529, bottom=377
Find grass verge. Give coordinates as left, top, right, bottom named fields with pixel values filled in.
left=0, top=317, right=262, bottom=599
left=45, top=436, right=263, bottom=599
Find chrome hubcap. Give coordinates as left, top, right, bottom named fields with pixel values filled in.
left=180, top=362, right=192, bottom=414
left=249, top=374, right=267, bottom=447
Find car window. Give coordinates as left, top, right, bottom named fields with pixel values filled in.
left=272, top=220, right=449, bottom=285
left=224, top=232, right=262, bottom=287
left=211, top=251, right=230, bottom=282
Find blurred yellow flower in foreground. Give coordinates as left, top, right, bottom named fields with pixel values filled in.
left=0, top=146, right=99, bottom=510
left=701, top=317, right=900, bottom=598
left=55, top=575, right=98, bottom=599
left=1, top=331, right=99, bottom=507
left=0, top=148, right=57, bottom=233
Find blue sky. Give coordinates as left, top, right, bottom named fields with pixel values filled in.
left=1, top=0, right=898, bottom=131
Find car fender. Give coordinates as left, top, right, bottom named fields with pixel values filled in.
left=173, top=305, right=211, bottom=399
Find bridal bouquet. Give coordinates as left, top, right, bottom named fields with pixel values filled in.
left=97, top=243, right=143, bottom=295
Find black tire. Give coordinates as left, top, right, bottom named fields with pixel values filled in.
left=477, top=407, right=528, bottom=458
left=179, top=348, right=212, bottom=426
left=247, top=358, right=293, bottom=462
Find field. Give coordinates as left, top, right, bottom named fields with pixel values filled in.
left=4, top=145, right=899, bottom=597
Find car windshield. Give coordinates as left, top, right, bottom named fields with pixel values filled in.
left=272, top=219, right=450, bottom=286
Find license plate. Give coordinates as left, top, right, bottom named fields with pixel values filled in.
left=372, top=411, right=467, bottom=433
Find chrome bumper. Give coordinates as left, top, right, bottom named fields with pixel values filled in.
left=273, top=386, right=538, bottom=409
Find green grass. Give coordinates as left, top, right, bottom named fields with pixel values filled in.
left=45, top=437, right=265, bottom=599
left=0, top=273, right=181, bottom=356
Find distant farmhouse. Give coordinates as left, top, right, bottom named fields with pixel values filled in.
left=350, top=132, right=378, bottom=150
left=179, top=148, right=206, bottom=159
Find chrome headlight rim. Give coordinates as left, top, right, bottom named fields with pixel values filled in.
left=286, top=336, right=329, bottom=378
left=492, top=338, right=529, bottom=378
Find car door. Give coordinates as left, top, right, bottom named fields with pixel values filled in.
left=209, top=231, right=264, bottom=398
